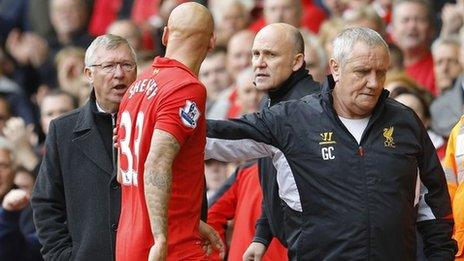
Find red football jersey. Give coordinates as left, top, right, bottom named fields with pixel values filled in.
left=116, top=57, right=207, bottom=260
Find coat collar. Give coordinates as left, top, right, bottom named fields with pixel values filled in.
left=268, top=64, right=312, bottom=106
left=72, top=90, right=113, bottom=176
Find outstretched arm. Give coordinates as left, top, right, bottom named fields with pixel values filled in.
left=144, top=129, right=180, bottom=261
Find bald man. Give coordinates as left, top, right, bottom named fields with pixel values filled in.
left=246, top=23, right=320, bottom=259
left=115, top=3, right=221, bottom=261
left=207, top=23, right=320, bottom=259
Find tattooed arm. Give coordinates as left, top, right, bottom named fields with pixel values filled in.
left=144, top=129, right=180, bottom=261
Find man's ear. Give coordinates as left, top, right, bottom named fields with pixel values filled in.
left=292, top=53, right=305, bottom=71
left=162, top=26, right=168, bottom=47
left=208, top=34, right=216, bottom=52
left=329, top=58, right=340, bottom=82
left=84, top=67, right=93, bottom=84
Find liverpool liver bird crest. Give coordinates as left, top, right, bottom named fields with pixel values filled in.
left=383, top=126, right=395, bottom=148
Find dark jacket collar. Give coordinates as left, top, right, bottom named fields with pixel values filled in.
left=268, top=64, right=312, bottom=105
left=73, top=90, right=112, bottom=133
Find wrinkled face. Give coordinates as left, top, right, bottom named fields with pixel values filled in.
left=84, top=44, right=137, bottom=112
left=0, top=149, right=13, bottom=200
left=236, top=80, right=263, bottom=114
left=40, top=95, right=75, bottom=134
left=252, top=29, right=299, bottom=91
left=50, top=0, right=86, bottom=35
left=227, top=34, right=254, bottom=79
left=434, top=43, right=462, bottom=92
left=200, top=52, right=232, bottom=100
left=392, top=2, right=432, bottom=51
left=331, top=42, right=390, bottom=118
left=264, top=0, right=300, bottom=27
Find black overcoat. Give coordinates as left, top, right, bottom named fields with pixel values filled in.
left=31, top=98, right=120, bottom=261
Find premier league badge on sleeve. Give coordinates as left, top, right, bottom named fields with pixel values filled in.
left=179, top=100, right=200, bottom=128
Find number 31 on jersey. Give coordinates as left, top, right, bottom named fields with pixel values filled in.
left=119, top=111, right=144, bottom=186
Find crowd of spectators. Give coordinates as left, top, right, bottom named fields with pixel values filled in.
left=0, top=0, right=463, bottom=260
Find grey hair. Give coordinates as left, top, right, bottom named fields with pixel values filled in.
left=332, top=27, right=388, bottom=66
left=84, top=34, right=137, bottom=67
left=431, top=36, right=461, bottom=56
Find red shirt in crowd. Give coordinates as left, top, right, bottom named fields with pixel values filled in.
left=405, top=51, right=436, bottom=96
left=116, top=57, right=207, bottom=260
left=208, top=163, right=288, bottom=261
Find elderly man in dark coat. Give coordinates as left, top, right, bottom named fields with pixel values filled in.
left=31, top=34, right=137, bottom=260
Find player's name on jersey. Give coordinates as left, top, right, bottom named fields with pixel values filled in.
left=128, top=78, right=158, bottom=99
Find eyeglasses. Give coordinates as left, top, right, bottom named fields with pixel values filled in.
left=90, top=62, right=136, bottom=73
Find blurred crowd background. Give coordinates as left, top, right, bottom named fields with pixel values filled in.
left=0, top=0, right=463, bottom=259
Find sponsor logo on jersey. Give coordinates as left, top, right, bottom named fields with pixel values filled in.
left=180, top=100, right=200, bottom=128
left=383, top=126, right=396, bottom=148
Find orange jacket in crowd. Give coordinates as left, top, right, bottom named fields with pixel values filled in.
left=442, top=116, right=464, bottom=260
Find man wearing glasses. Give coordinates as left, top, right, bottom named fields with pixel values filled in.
left=31, top=34, right=137, bottom=260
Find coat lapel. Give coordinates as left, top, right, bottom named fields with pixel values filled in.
left=72, top=101, right=113, bottom=176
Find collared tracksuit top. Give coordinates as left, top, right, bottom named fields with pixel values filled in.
left=206, top=78, right=456, bottom=260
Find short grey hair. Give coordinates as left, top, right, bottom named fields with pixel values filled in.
left=431, top=36, right=461, bottom=57
left=332, top=27, right=388, bottom=66
left=84, top=34, right=137, bottom=67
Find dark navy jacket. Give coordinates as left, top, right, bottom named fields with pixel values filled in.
left=206, top=76, right=456, bottom=260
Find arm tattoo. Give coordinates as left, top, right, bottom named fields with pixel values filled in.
left=144, top=129, right=180, bottom=240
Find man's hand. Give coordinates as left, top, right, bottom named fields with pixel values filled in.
left=199, top=220, right=225, bottom=258
left=2, top=189, right=30, bottom=211
left=440, top=2, right=464, bottom=37
left=148, top=238, right=167, bottom=261
left=243, top=242, right=267, bottom=261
